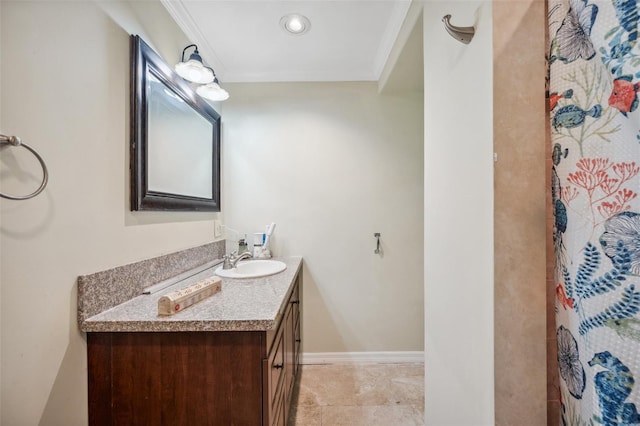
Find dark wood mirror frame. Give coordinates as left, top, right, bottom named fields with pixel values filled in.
left=130, top=35, right=221, bottom=212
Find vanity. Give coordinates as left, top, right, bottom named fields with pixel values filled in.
left=78, top=249, right=302, bottom=426
left=85, top=35, right=303, bottom=424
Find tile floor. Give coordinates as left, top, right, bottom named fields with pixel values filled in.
left=288, top=363, right=425, bottom=425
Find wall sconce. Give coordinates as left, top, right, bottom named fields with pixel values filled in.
left=175, top=44, right=214, bottom=84
left=175, top=44, right=230, bottom=101
left=196, top=77, right=230, bottom=101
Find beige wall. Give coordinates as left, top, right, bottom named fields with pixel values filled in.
left=1, top=2, right=423, bottom=423
left=493, top=0, right=547, bottom=425
left=0, top=1, right=221, bottom=424
left=219, top=82, right=425, bottom=353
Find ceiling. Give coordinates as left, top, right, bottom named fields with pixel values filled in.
left=160, top=0, right=412, bottom=83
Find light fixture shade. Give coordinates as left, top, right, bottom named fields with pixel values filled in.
left=196, top=82, right=230, bottom=101
left=175, top=56, right=214, bottom=84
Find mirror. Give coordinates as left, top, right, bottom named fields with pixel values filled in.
left=130, top=35, right=221, bottom=211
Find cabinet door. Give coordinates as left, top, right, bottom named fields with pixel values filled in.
left=88, top=332, right=264, bottom=426
left=264, top=320, right=285, bottom=426
left=284, top=279, right=301, bottom=412
left=294, top=314, right=301, bottom=378
left=284, top=295, right=295, bottom=403
left=271, top=385, right=286, bottom=426
left=291, top=281, right=301, bottom=378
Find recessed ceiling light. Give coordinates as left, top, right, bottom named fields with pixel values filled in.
left=280, top=14, right=311, bottom=35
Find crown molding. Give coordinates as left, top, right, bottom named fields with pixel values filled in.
left=160, top=0, right=228, bottom=81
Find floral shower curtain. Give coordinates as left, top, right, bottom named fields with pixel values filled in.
left=549, top=0, right=640, bottom=424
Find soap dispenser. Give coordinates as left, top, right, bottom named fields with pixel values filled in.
left=238, top=237, right=248, bottom=254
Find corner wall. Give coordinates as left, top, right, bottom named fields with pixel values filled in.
left=423, top=2, right=494, bottom=424
left=493, top=1, right=547, bottom=424
left=219, top=82, right=425, bottom=354
left=0, top=1, right=220, bottom=424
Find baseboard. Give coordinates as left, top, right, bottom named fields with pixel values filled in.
left=301, top=351, right=424, bottom=365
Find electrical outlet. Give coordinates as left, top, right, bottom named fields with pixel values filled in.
left=214, top=220, right=223, bottom=238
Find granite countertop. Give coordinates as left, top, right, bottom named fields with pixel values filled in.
left=80, top=256, right=302, bottom=333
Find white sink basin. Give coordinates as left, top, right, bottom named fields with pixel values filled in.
left=215, top=259, right=287, bottom=279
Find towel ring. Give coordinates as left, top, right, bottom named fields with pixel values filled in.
left=0, top=134, right=49, bottom=200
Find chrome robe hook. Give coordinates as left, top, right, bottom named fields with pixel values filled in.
left=442, top=15, right=475, bottom=44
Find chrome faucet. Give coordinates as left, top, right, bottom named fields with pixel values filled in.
left=222, top=251, right=253, bottom=270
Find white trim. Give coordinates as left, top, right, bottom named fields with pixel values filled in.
left=222, top=69, right=377, bottom=84
left=372, top=0, right=412, bottom=80
left=301, top=351, right=424, bottom=365
left=377, top=1, right=424, bottom=93
left=161, top=0, right=411, bottom=83
left=160, top=0, right=228, bottom=80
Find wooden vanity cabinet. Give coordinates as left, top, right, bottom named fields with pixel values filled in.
left=87, top=276, right=301, bottom=426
